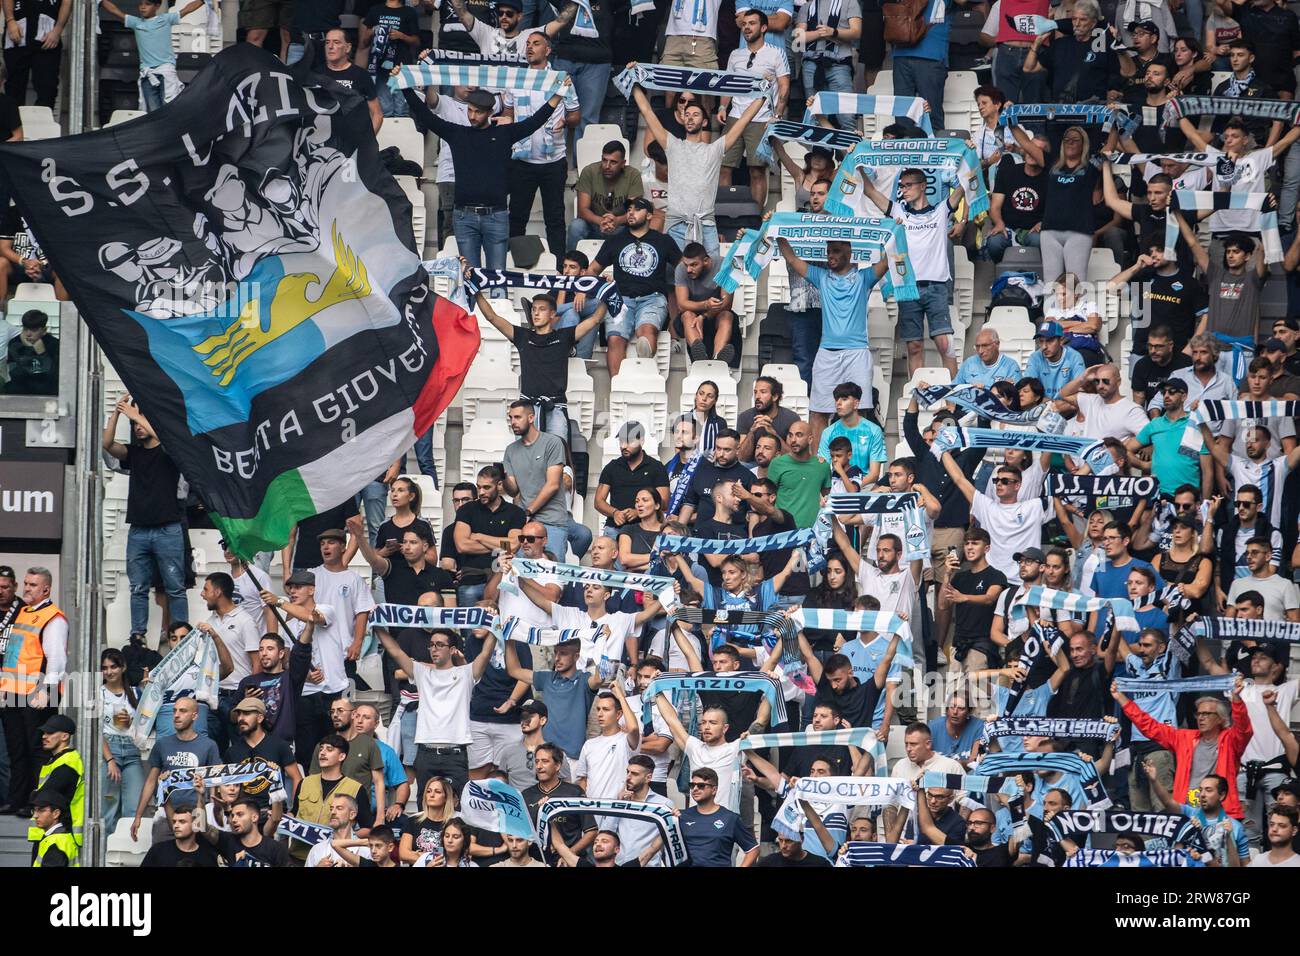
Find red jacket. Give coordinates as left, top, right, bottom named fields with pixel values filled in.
left=1122, top=697, right=1253, bottom=819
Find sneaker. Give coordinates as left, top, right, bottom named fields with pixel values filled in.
left=716, top=343, right=736, bottom=366
left=634, top=335, right=654, bottom=358
left=687, top=339, right=708, bottom=363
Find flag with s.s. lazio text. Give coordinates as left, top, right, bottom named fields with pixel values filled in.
left=0, top=46, right=478, bottom=557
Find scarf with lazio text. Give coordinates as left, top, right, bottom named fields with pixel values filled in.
left=826, top=137, right=989, bottom=219
left=1041, top=472, right=1159, bottom=512
left=462, top=269, right=624, bottom=318
left=640, top=670, right=787, bottom=728
left=536, top=797, right=687, bottom=866
left=1106, top=149, right=1222, bottom=168
left=836, top=842, right=975, bottom=867
left=931, top=425, right=1116, bottom=475
left=1179, top=400, right=1300, bottom=458
left=914, top=382, right=1049, bottom=427
left=510, top=558, right=680, bottom=613
left=612, top=63, right=775, bottom=111
left=276, top=815, right=334, bottom=846
left=999, top=103, right=1138, bottom=139
left=982, top=717, right=1121, bottom=743
left=1167, top=190, right=1282, bottom=263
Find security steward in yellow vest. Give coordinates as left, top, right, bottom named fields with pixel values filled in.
left=1, top=570, right=67, bottom=814
left=28, top=714, right=84, bottom=857
left=31, top=788, right=77, bottom=867
left=289, top=734, right=362, bottom=863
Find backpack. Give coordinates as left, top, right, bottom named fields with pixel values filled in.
left=882, top=0, right=932, bottom=46
left=986, top=280, right=1042, bottom=324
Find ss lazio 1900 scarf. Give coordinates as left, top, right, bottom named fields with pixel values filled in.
left=802, top=93, right=934, bottom=136
left=612, top=63, right=775, bottom=111
left=1047, top=809, right=1207, bottom=850
left=914, top=382, right=1049, bottom=426
left=931, top=426, right=1116, bottom=475
left=976, top=752, right=1111, bottom=809
left=461, top=269, right=623, bottom=317
left=158, top=757, right=286, bottom=802
left=837, top=842, right=975, bottom=867
left=982, top=716, right=1121, bottom=743
left=1167, top=190, right=1282, bottom=262
left=1041, top=472, right=1159, bottom=511
left=0, top=46, right=479, bottom=558
left=641, top=671, right=787, bottom=727
left=536, top=797, right=687, bottom=866
left=1180, top=400, right=1300, bottom=458
left=826, top=137, right=990, bottom=219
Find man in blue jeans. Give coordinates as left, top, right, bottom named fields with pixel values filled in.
left=550, top=0, right=614, bottom=142
left=890, top=0, right=951, bottom=130
left=401, top=74, right=572, bottom=274
left=102, top=395, right=189, bottom=638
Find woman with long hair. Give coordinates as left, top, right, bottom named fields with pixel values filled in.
left=1043, top=272, right=1105, bottom=366
left=1153, top=513, right=1214, bottom=624
left=1170, top=36, right=1211, bottom=95
left=798, top=552, right=856, bottom=722
left=1011, top=123, right=1103, bottom=283
left=617, top=487, right=666, bottom=572
left=399, top=776, right=456, bottom=863
left=100, top=647, right=143, bottom=834
left=375, top=476, right=436, bottom=563
left=772, top=143, right=837, bottom=208
left=422, top=817, right=478, bottom=867
left=691, top=380, right=727, bottom=455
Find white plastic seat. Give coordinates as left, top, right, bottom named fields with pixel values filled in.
left=378, top=116, right=426, bottom=170
left=680, top=361, right=739, bottom=424
left=895, top=366, right=951, bottom=433
left=609, top=358, right=668, bottom=440
left=171, top=22, right=217, bottom=55
left=458, top=353, right=520, bottom=428
left=396, top=176, right=427, bottom=253
left=107, top=109, right=145, bottom=127
left=460, top=417, right=512, bottom=484
left=566, top=357, right=596, bottom=439
left=106, top=818, right=151, bottom=867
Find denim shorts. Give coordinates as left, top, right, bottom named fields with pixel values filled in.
left=896, top=280, right=954, bottom=341
left=611, top=292, right=668, bottom=339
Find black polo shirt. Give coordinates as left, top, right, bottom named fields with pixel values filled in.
left=383, top=560, right=453, bottom=606
left=1230, top=1, right=1300, bottom=93
left=597, top=453, right=670, bottom=510
left=455, top=498, right=527, bottom=575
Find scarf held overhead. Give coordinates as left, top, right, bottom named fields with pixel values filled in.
left=932, top=426, right=1116, bottom=475
left=459, top=780, right=537, bottom=840
left=982, top=716, right=1121, bottom=742
left=612, top=63, right=774, bottom=110
left=536, top=798, right=687, bottom=866
left=640, top=671, right=787, bottom=727
left=1162, top=95, right=1300, bottom=128
left=512, top=558, right=680, bottom=612
left=1114, top=674, right=1238, bottom=694
left=1180, top=399, right=1300, bottom=457
left=131, top=632, right=222, bottom=749
left=1047, top=810, right=1206, bottom=850
left=914, top=382, right=1049, bottom=426
left=803, top=93, right=934, bottom=136
left=1167, top=190, right=1282, bottom=263
left=462, top=269, right=623, bottom=316
left=837, top=842, right=975, bottom=867
left=975, top=752, right=1111, bottom=809
left=827, top=137, right=989, bottom=219
left=390, top=63, right=570, bottom=96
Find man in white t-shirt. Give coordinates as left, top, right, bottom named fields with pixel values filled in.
left=200, top=572, right=263, bottom=751
left=221, top=540, right=275, bottom=634
left=305, top=794, right=372, bottom=868
left=311, top=528, right=376, bottom=665
left=261, top=570, right=352, bottom=767
left=655, top=698, right=743, bottom=813
left=884, top=721, right=965, bottom=842
left=1058, top=365, right=1149, bottom=445
left=661, top=0, right=723, bottom=76
left=375, top=625, right=498, bottom=799
left=844, top=531, right=922, bottom=626
left=575, top=682, right=641, bottom=804
left=610, top=755, right=676, bottom=866
left=626, top=656, right=676, bottom=790
left=1249, top=806, right=1300, bottom=867
left=717, top=9, right=789, bottom=209
left=943, top=452, right=1050, bottom=583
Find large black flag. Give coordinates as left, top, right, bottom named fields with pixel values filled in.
left=0, top=46, right=478, bottom=556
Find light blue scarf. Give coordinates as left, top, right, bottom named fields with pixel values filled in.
left=803, top=93, right=933, bottom=136
left=390, top=62, right=569, bottom=96
left=641, top=671, right=787, bottom=727
left=131, top=632, right=222, bottom=749
left=1114, top=674, right=1237, bottom=694
left=932, top=425, right=1115, bottom=475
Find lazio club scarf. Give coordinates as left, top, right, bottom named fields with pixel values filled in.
left=512, top=558, right=680, bottom=612
left=1064, top=848, right=1204, bottom=867
left=1180, top=400, right=1300, bottom=457
left=791, top=776, right=911, bottom=806
left=1162, top=95, right=1300, bottom=129
left=276, top=815, right=334, bottom=846
left=1167, top=190, right=1282, bottom=262
left=982, top=717, right=1121, bottom=743
left=459, top=780, right=536, bottom=840
left=1047, top=810, right=1207, bottom=850
left=712, top=211, right=916, bottom=301
left=803, top=93, right=934, bottom=136
left=837, top=842, right=975, bottom=867
left=827, top=137, right=989, bottom=219
left=132, top=632, right=222, bottom=749
left=390, top=62, right=569, bottom=96
left=612, top=63, right=775, bottom=111
left=641, top=671, right=787, bottom=727
left=932, top=426, right=1116, bottom=475
left=914, top=382, right=1048, bottom=426
left=536, top=797, right=687, bottom=866
left=1041, top=472, right=1159, bottom=511
left=462, top=269, right=624, bottom=317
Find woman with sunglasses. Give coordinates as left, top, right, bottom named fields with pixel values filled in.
left=100, top=648, right=144, bottom=835
left=1153, top=512, right=1214, bottom=624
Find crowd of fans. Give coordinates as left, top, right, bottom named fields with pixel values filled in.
left=5, top=0, right=1300, bottom=871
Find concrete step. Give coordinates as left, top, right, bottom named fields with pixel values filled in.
left=0, top=814, right=31, bottom=868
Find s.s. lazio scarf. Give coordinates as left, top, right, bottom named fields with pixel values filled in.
left=612, top=63, right=774, bottom=110
left=826, top=137, right=989, bottom=219
left=1000, top=103, right=1138, bottom=138
left=536, top=797, right=687, bottom=865
left=1064, top=848, right=1204, bottom=867
left=1167, top=190, right=1282, bottom=262
left=757, top=120, right=862, bottom=161
left=641, top=670, right=787, bottom=727
left=1162, top=95, right=1300, bottom=129
left=982, top=716, right=1121, bottom=743
left=836, top=842, right=976, bottom=867
left=459, top=779, right=537, bottom=840
left=390, top=63, right=569, bottom=97
left=740, top=728, right=888, bottom=776
left=1011, top=586, right=1139, bottom=640
left=712, top=212, right=916, bottom=300
left=914, top=382, right=1048, bottom=426
left=419, top=48, right=526, bottom=65
left=461, top=269, right=624, bottom=317
left=803, top=93, right=934, bottom=136
left=1114, top=674, right=1238, bottom=694
left=1180, top=400, right=1300, bottom=457
left=368, top=603, right=612, bottom=648
left=131, top=631, right=222, bottom=749
left=276, top=815, right=334, bottom=846
left=1047, top=809, right=1207, bottom=850
left=1106, top=149, right=1221, bottom=168
left=931, top=426, right=1116, bottom=475
left=511, top=558, right=680, bottom=612
left=975, top=752, right=1111, bottom=809
left=1041, top=472, right=1159, bottom=511
left=157, top=758, right=286, bottom=803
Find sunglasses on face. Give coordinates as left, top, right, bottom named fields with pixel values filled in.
left=1176, top=502, right=1195, bottom=511
left=689, top=782, right=714, bottom=790
left=1235, top=500, right=1257, bottom=509
left=993, top=477, right=1017, bottom=485
left=520, top=535, right=543, bottom=543
left=1092, top=378, right=1113, bottom=386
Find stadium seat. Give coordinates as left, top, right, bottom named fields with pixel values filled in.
left=760, top=363, right=809, bottom=421
left=872, top=362, right=890, bottom=418
left=896, top=366, right=951, bottom=433
left=567, top=357, right=596, bottom=439
left=610, top=358, right=669, bottom=440
left=378, top=117, right=426, bottom=170
left=680, top=360, right=739, bottom=424
left=106, top=109, right=144, bottom=127
left=998, top=244, right=1043, bottom=277
left=575, top=125, right=628, bottom=173
left=459, top=353, right=520, bottom=428
left=460, top=416, right=512, bottom=485
left=396, top=177, right=427, bottom=252
left=106, top=818, right=151, bottom=867
left=171, top=22, right=217, bottom=56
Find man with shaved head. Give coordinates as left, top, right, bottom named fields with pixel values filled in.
left=767, top=421, right=832, bottom=530
left=1057, top=363, right=1149, bottom=444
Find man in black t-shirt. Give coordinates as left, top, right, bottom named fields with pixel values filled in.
left=225, top=699, right=301, bottom=819
left=1110, top=237, right=1207, bottom=357
left=205, top=798, right=291, bottom=867
left=743, top=477, right=809, bottom=598
left=288, top=499, right=360, bottom=572
left=523, top=742, right=596, bottom=865
left=756, top=834, right=834, bottom=867
left=349, top=515, right=451, bottom=605
left=589, top=197, right=683, bottom=361
left=1130, top=324, right=1193, bottom=410
left=595, top=421, right=671, bottom=536
left=453, top=464, right=527, bottom=605
left=440, top=482, right=477, bottom=579
left=140, top=806, right=221, bottom=867
left=360, top=0, right=420, bottom=118
left=102, top=394, right=188, bottom=638
left=691, top=480, right=749, bottom=588
left=942, top=528, right=1008, bottom=672
left=1229, top=0, right=1300, bottom=97
left=318, top=28, right=382, bottom=133
left=677, top=429, right=756, bottom=525
left=475, top=278, right=605, bottom=447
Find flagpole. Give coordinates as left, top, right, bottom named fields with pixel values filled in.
left=241, top=562, right=294, bottom=634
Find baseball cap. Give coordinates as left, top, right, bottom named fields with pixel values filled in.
left=1157, top=378, right=1187, bottom=393
left=1128, top=18, right=1159, bottom=34
left=39, top=714, right=76, bottom=736
left=1013, top=547, right=1046, bottom=563
left=1263, top=337, right=1287, bottom=353
left=495, top=0, right=523, bottom=9
left=1248, top=641, right=1287, bottom=664
left=628, top=196, right=655, bottom=213
left=1274, top=317, right=1300, bottom=332
left=30, top=787, right=70, bottom=815
left=317, top=528, right=346, bottom=543
left=519, top=699, right=548, bottom=718
left=286, top=569, right=316, bottom=587
left=1271, top=779, right=1300, bottom=800
left=465, top=89, right=497, bottom=111
left=232, top=697, right=267, bottom=714
left=1170, top=512, right=1202, bottom=531
left=1034, top=321, right=1064, bottom=339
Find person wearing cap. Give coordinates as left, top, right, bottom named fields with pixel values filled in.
left=1268, top=317, right=1300, bottom=376
left=595, top=421, right=671, bottom=538
left=1127, top=375, right=1213, bottom=496
left=3, top=308, right=57, bottom=396
left=102, top=394, right=189, bottom=640
left=493, top=699, right=571, bottom=788
left=225, top=696, right=300, bottom=831
left=587, top=194, right=684, bottom=361
left=0, top=567, right=67, bottom=816
left=1257, top=337, right=1300, bottom=397
left=471, top=267, right=605, bottom=447
left=444, top=0, right=578, bottom=61
left=29, top=788, right=76, bottom=868
left=1118, top=19, right=1170, bottom=90
left=1023, top=321, right=1086, bottom=399
left=399, top=68, right=573, bottom=275
left=260, top=571, right=353, bottom=766
left=310, top=526, right=377, bottom=676
left=27, top=714, right=82, bottom=855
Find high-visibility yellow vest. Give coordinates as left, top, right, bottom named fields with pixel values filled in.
left=33, top=829, right=79, bottom=867
left=27, top=749, right=84, bottom=845
left=1, top=601, right=62, bottom=695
